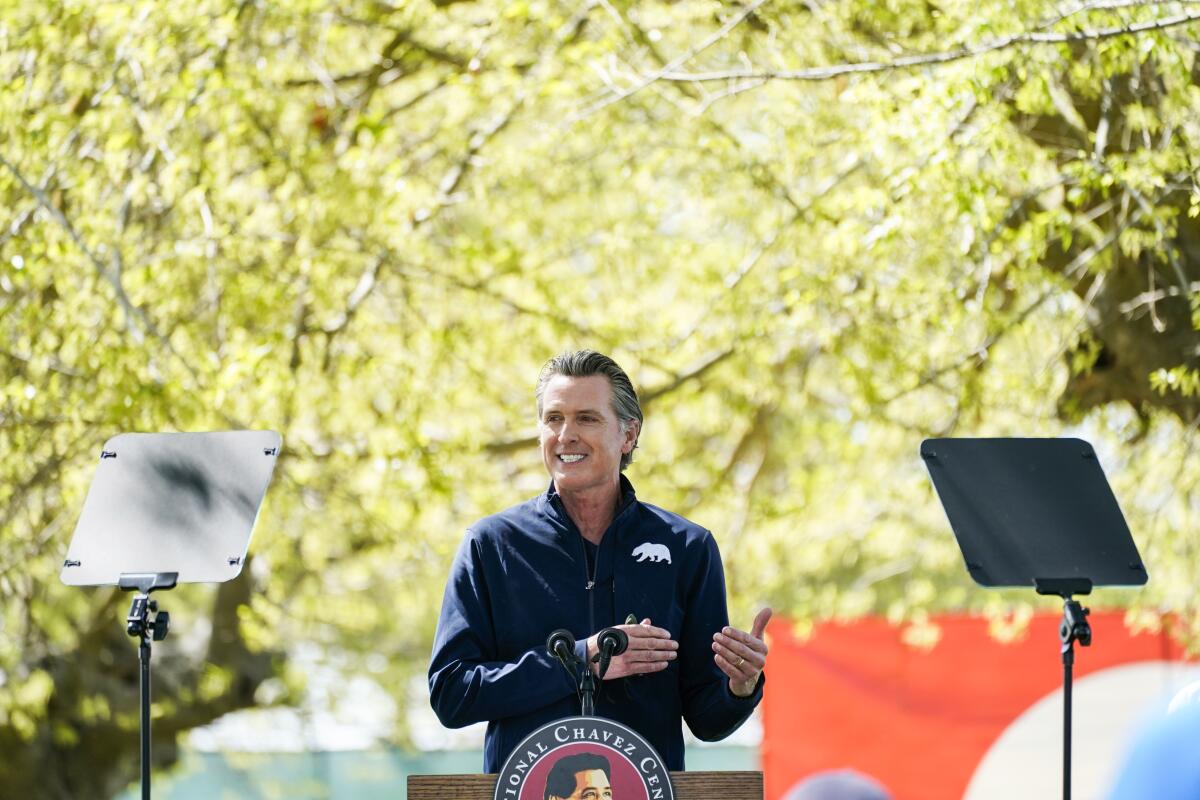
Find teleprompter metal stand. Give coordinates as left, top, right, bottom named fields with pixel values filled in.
left=921, top=438, right=1147, bottom=800
left=60, top=431, right=282, bottom=800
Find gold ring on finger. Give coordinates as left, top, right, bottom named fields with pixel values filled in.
left=735, top=656, right=744, bottom=667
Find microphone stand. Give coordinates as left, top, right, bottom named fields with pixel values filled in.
left=583, top=628, right=628, bottom=716
left=547, top=628, right=628, bottom=718
left=546, top=629, right=595, bottom=715
left=579, top=664, right=598, bottom=717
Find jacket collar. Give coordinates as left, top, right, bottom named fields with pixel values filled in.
left=544, top=475, right=638, bottom=526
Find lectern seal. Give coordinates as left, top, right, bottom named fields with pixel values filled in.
left=494, top=716, right=674, bottom=800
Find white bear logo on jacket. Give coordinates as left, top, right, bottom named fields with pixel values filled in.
left=632, top=542, right=672, bottom=564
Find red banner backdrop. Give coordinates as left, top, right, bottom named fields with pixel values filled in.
left=761, top=612, right=1192, bottom=800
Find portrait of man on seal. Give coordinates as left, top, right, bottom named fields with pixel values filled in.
left=544, top=752, right=613, bottom=800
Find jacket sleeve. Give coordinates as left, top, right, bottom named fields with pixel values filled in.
left=428, top=529, right=578, bottom=727
left=678, top=532, right=763, bottom=741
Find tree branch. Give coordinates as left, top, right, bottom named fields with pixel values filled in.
left=1118, top=280, right=1200, bottom=315
left=0, top=149, right=203, bottom=388
left=485, top=348, right=736, bottom=455
left=568, top=0, right=772, bottom=123
left=1038, top=0, right=1200, bottom=31
left=0, top=152, right=155, bottom=341
left=879, top=285, right=1061, bottom=406
left=654, top=12, right=1200, bottom=84
left=664, top=156, right=864, bottom=350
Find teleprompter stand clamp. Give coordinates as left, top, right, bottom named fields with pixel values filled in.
left=60, top=432, right=281, bottom=800
left=922, top=438, right=1146, bottom=800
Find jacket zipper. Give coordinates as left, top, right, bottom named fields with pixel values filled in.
left=553, top=488, right=635, bottom=641
left=552, top=495, right=599, bottom=633
left=583, top=534, right=596, bottom=634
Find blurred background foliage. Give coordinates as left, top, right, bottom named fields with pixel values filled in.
left=2, top=0, right=1199, bottom=795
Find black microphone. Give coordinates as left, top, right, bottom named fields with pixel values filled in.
left=594, top=627, right=629, bottom=680
left=547, top=629, right=577, bottom=666
left=597, top=627, right=629, bottom=658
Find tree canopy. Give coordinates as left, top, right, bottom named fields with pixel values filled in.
left=2, top=0, right=1198, bottom=795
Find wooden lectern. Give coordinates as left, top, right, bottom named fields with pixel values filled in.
left=409, top=771, right=763, bottom=800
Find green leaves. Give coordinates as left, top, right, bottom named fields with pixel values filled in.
left=2, top=0, right=1200, bottom=791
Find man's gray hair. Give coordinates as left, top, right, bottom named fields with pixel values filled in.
left=536, top=350, right=643, bottom=470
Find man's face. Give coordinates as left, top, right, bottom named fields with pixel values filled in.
left=539, top=375, right=637, bottom=497
left=560, top=768, right=612, bottom=800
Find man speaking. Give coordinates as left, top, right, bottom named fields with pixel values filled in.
left=429, top=350, right=771, bottom=771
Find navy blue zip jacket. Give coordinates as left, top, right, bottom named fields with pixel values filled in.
left=428, top=477, right=763, bottom=772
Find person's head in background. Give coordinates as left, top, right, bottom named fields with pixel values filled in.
left=783, top=769, right=892, bottom=800
left=1107, top=688, right=1200, bottom=800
